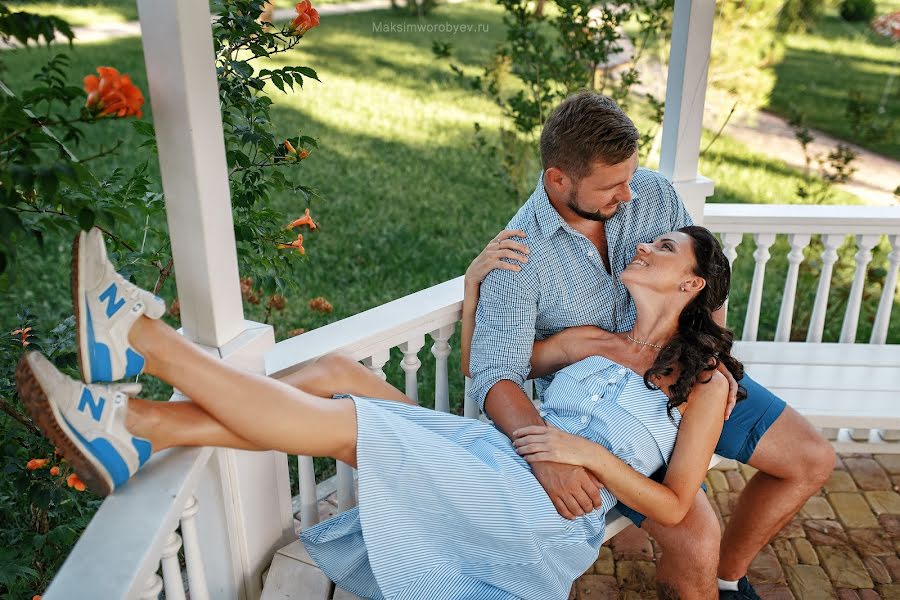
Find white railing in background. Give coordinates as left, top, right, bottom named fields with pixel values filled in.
left=267, top=203, right=900, bottom=531
left=39, top=204, right=900, bottom=599
left=704, top=204, right=900, bottom=345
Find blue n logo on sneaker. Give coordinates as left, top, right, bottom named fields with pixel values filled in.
left=78, top=387, right=106, bottom=422
left=99, top=283, right=126, bottom=318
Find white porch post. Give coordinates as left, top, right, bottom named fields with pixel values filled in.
left=659, top=0, right=716, bottom=224
left=137, top=0, right=294, bottom=598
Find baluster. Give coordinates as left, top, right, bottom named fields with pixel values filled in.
left=719, top=233, right=743, bottom=324
left=463, top=376, right=479, bottom=419
left=362, top=349, right=390, bottom=381
left=141, top=573, right=163, bottom=600
left=840, top=234, right=880, bottom=343
left=337, top=461, right=356, bottom=511
left=807, top=234, right=844, bottom=343
left=180, top=496, right=209, bottom=600
left=298, top=455, right=319, bottom=528
left=775, top=234, right=811, bottom=342
left=742, top=233, right=776, bottom=342
left=399, top=334, right=425, bottom=404
left=431, top=324, right=454, bottom=413
left=160, top=531, right=186, bottom=600
left=871, top=234, right=900, bottom=344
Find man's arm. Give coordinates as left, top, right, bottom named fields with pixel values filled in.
left=470, top=265, right=602, bottom=519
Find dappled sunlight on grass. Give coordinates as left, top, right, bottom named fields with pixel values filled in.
left=767, top=8, right=899, bottom=159
left=5, top=3, right=131, bottom=26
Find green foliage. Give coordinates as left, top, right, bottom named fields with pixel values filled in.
left=839, top=0, right=876, bottom=21
left=0, top=314, right=103, bottom=598
left=777, top=0, right=827, bottom=32
left=0, top=0, right=324, bottom=594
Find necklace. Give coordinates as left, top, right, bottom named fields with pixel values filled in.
left=626, top=333, right=663, bottom=350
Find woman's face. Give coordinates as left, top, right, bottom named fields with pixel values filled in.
left=620, top=231, right=702, bottom=296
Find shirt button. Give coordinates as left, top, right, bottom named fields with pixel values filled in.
left=580, top=415, right=589, bottom=424
left=539, top=410, right=547, bottom=418
left=609, top=378, right=618, bottom=385
left=591, top=394, right=599, bottom=402
left=587, top=251, right=594, bottom=258
left=618, top=368, right=627, bottom=375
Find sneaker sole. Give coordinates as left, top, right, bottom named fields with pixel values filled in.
left=16, top=354, right=113, bottom=497
left=72, top=231, right=90, bottom=383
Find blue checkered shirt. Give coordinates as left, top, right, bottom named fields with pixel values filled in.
left=470, top=168, right=694, bottom=410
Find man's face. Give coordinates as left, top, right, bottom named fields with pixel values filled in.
left=564, top=153, right=639, bottom=222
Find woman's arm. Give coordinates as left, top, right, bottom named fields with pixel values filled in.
left=460, top=230, right=529, bottom=377
left=514, top=371, right=728, bottom=527
left=528, top=326, right=609, bottom=379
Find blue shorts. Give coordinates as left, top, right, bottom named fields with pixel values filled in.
left=617, top=373, right=787, bottom=528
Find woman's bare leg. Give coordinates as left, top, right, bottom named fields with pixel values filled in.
left=126, top=353, right=413, bottom=454
left=126, top=398, right=263, bottom=452
left=278, top=353, right=415, bottom=405
left=127, top=317, right=359, bottom=465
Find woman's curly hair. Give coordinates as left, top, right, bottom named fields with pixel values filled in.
left=643, top=226, right=746, bottom=417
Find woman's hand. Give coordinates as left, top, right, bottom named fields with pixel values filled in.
left=512, top=424, right=599, bottom=468
left=465, top=230, right=529, bottom=286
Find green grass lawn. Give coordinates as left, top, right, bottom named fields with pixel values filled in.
left=1, top=0, right=897, bottom=413
left=766, top=1, right=900, bottom=160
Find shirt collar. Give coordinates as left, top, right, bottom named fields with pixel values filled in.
left=530, top=171, right=568, bottom=241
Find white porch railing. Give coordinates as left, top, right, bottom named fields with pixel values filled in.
left=38, top=203, right=900, bottom=599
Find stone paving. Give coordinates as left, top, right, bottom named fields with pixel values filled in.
left=571, top=453, right=900, bottom=599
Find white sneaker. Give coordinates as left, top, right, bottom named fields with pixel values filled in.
left=74, top=228, right=165, bottom=383
left=16, top=352, right=151, bottom=496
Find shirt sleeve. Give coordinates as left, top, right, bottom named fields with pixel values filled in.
left=662, top=177, right=695, bottom=229
left=469, top=264, right=539, bottom=411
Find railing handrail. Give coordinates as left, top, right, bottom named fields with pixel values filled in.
left=43, top=447, right=214, bottom=600
left=704, top=203, right=900, bottom=234
left=266, top=276, right=465, bottom=379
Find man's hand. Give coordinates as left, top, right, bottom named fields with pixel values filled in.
left=716, top=361, right=738, bottom=420
left=530, top=461, right=603, bottom=520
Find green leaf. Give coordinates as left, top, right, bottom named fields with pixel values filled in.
left=76, top=208, right=95, bottom=230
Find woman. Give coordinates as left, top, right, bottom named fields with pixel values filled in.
left=17, top=226, right=738, bottom=600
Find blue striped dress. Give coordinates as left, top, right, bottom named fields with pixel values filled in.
left=300, top=355, right=680, bottom=599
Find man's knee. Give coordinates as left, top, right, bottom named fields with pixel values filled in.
left=648, top=496, right=721, bottom=566
left=798, top=434, right=836, bottom=486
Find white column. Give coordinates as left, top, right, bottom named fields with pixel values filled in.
left=871, top=235, right=900, bottom=344
left=431, top=324, right=455, bottom=413
left=160, top=532, right=186, bottom=600
left=180, top=496, right=210, bottom=600
left=840, top=234, right=880, bottom=343
left=363, top=349, right=390, bottom=381
left=400, top=334, right=425, bottom=403
left=775, top=234, right=811, bottom=342
left=137, top=0, right=242, bottom=347
left=719, top=232, right=743, bottom=326
left=138, top=1, right=295, bottom=597
left=742, top=234, right=776, bottom=342
left=141, top=574, right=163, bottom=600
left=659, top=0, right=717, bottom=223
left=807, top=234, right=844, bottom=343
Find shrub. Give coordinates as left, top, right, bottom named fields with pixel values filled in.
left=839, top=0, right=876, bottom=22
left=777, top=0, right=826, bottom=32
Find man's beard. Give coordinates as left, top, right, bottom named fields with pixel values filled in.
left=566, top=188, right=619, bottom=222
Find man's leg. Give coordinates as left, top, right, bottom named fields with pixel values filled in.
left=640, top=489, right=721, bottom=600
left=717, top=406, right=835, bottom=580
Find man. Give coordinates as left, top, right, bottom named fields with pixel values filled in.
left=469, top=92, right=835, bottom=599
